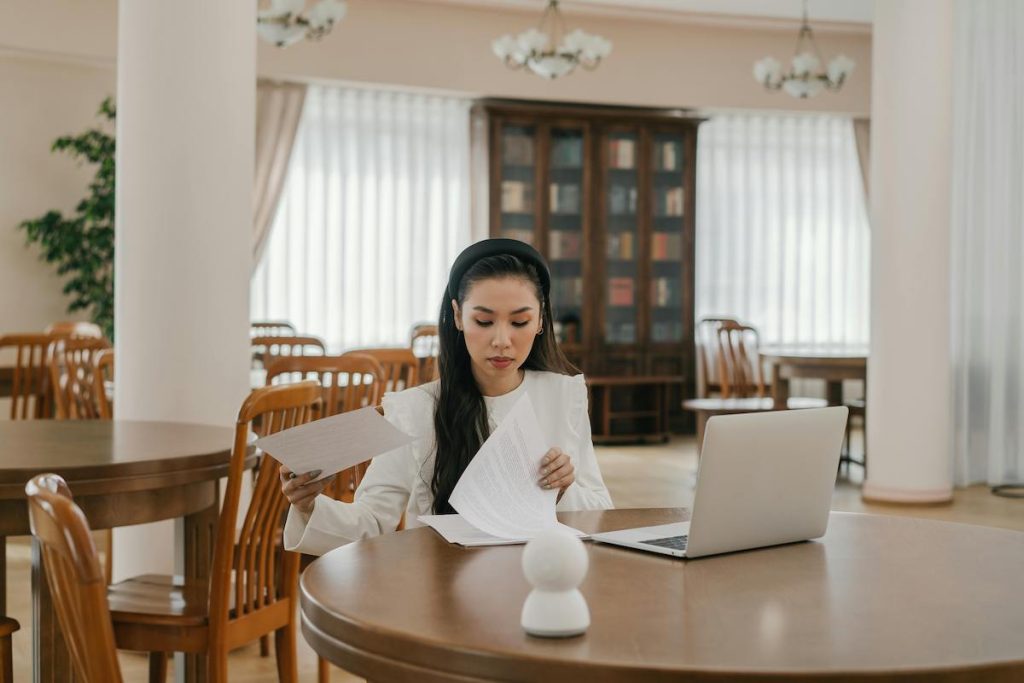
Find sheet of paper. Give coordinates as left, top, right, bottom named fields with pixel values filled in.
left=254, top=406, right=416, bottom=482
left=448, top=393, right=583, bottom=540
left=419, top=514, right=586, bottom=547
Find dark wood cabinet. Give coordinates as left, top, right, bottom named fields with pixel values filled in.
left=476, top=100, right=702, bottom=439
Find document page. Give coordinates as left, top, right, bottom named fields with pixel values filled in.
left=448, top=393, right=583, bottom=540
left=418, top=514, right=528, bottom=546
left=254, top=407, right=416, bottom=482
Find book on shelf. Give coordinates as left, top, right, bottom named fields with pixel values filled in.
left=654, top=141, right=680, bottom=171
left=502, top=133, right=534, bottom=165
left=501, top=228, right=534, bottom=245
left=609, top=185, right=638, bottom=214
left=606, top=232, right=634, bottom=260
left=501, top=180, right=533, bottom=213
left=608, top=277, right=635, bottom=306
left=548, top=231, right=582, bottom=260
left=655, top=186, right=684, bottom=216
left=606, top=322, right=637, bottom=344
left=650, top=232, right=682, bottom=260
left=652, top=321, right=683, bottom=343
left=551, top=137, right=583, bottom=167
left=651, top=277, right=680, bottom=307
left=551, top=276, right=584, bottom=307
left=608, top=138, right=636, bottom=169
left=549, top=183, right=581, bottom=214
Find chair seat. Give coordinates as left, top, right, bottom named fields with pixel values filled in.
left=108, top=574, right=210, bottom=627
left=683, top=396, right=828, bottom=413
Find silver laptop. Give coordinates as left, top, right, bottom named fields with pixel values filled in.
left=591, top=406, right=849, bottom=559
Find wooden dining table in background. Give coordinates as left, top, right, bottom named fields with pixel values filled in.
left=0, top=419, right=239, bottom=683
left=759, top=344, right=869, bottom=408
left=300, top=508, right=1024, bottom=682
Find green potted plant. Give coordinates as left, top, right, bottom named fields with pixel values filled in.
left=19, top=97, right=116, bottom=339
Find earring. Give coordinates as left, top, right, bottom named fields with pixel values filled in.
left=537, top=328, right=544, bottom=336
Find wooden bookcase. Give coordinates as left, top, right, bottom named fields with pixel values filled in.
left=475, top=100, right=702, bottom=440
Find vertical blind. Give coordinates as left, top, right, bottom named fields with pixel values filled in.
left=251, top=84, right=472, bottom=350
left=695, top=114, right=871, bottom=346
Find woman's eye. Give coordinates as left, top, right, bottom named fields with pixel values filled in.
left=474, top=319, right=493, bottom=327
left=511, top=321, right=530, bottom=328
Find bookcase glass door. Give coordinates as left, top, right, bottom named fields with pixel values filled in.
left=499, top=123, right=537, bottom=245
left=547, top=127, right=585, bottom=345
left=649, top=131, right=686, bottom=344
left=604, top=131, right=640, bottom=345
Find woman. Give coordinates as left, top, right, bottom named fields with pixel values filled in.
left=281, top=239, right=613, bottom=555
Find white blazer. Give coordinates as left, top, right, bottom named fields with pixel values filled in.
left=284, top=370, right=614, bottom=556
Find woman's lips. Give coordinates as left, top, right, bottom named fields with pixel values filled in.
left=488, top=357, right=514, bottom=369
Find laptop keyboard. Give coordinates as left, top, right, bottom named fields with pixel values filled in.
left=640, top=535, right=688, bottom=551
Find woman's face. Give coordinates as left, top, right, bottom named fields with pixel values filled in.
left=453, top=276, right=543, bottom=387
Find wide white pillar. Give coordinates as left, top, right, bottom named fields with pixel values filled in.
left=863, top=0, right=954, bottom=503
left=113, top=2, right=254, bottom=579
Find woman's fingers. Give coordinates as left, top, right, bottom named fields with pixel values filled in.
left=279, top=465, right=332, bottom=512
left=538, top=448, right=574, bottom=490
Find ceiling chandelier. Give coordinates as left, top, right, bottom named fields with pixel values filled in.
left=492, top=0, right=612, bottom=80
left=752, top=0, right=854, bottom=98
left=257, top=0, right=347, bottom=48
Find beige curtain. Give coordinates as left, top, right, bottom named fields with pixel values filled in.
left=253, top=80, right=306, bottom=271
left=852, top=117, right=871, bottom=200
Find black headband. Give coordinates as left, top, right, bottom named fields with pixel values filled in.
left=446, top=238, right=551, bottom=300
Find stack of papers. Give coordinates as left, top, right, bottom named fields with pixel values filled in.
left=421, top=393, right=586, bottom=546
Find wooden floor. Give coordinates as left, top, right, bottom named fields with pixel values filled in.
left=7, top=431, right=1023, bottom=680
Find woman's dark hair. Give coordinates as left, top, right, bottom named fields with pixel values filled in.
left=431, top=254, right=577, bottom=514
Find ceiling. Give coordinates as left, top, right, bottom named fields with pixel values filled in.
left=420, top=0, right=873, bottom=28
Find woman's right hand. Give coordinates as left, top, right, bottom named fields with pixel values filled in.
left=279, top=466, right=333, bottom=516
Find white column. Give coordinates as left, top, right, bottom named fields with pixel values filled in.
left=863, top=0, right=954, bottom=503
left=113, top=2, right=254, bottom=578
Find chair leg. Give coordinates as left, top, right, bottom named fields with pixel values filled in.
left=275, top=624, right=298, bottom=683
left=207, top=648, right=229, bottom=683
left=318, top=656, right=331, bottom=683
left=1, top=632, right=13, bottom=683
left=260, top=634, right=270, bottom=657
left=148, top=652, right=168, bottom=683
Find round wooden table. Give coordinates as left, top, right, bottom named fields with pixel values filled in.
left=301, top=508, right=1024, bottom=682
left=0, top=419, right=236, bottom=683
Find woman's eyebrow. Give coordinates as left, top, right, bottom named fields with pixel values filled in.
left=471, top=306, right=534, bottom=314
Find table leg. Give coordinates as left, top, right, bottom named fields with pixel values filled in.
left=174, top=485, right=218, bottom=683
left=1, top=535, right=5, bottom=615
left=32, top=538, right=76, bottom=683
left=771, top=363, right=789, bottom=409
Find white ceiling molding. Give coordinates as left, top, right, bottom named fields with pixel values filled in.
left=410, top=0, right=872, bottom=34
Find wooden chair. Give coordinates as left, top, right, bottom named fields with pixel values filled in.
left=251, top=335, right=325, bottom=369
left=683, top=320, right=827, bottom=453
left=44, top=321, right=103, bottom=339
left=695, top=317, right=739, bottom=398
left=842, top=397, right=867, bottom=476
left=344, top=347, right=419, bottom=392
left=0, top=333, right=55, bottom=419
left=47, top=337, right=112, bottom=419
left=105, top=381, right=321, bottom=682
left=410, top=323, right=439, bottom=384
left=266, top=354, right=385, bottom=502
left=250, top=321, right=297, bottom=338
left=25, top=474, right=123, bottom=683
left=93, top=349, right=114, bottom=419
left=0, top=616, right=18, bottom=683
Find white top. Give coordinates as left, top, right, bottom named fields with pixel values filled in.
left=284, top=370, right=614, bottom=556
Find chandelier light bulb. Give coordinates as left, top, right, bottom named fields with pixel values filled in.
left=753, top=0, right=854, bottom=98
left=492, top=0, right=612, bottom=79
left=257, top=0, right=347, bottom=48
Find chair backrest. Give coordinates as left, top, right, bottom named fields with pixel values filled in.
left=410, top=324, right=439, bottom=384
left=250, top=335, right=325, bottom=369
left=250, top=321, right=296, bottom=338
left=265, top=355, right=384, bottom=501
left=716, top=320, right=765, bottom=399
left=344, top=347, right=419, bottom=392
left=25, top=474, right=123, bottom=683
left=43, top=321, right=103, bottom=339
left=209, top=381, right=321, bottom=641
left=695, top=317, right=739, bottom=398
left=92, top=349, right=114, bottom=419
left=48, top=337, right=112, bottom=419
left=0, top=333, right=55, bottom=419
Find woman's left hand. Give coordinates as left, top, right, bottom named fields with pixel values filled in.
left=539, top=447, right=574, bottom=502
